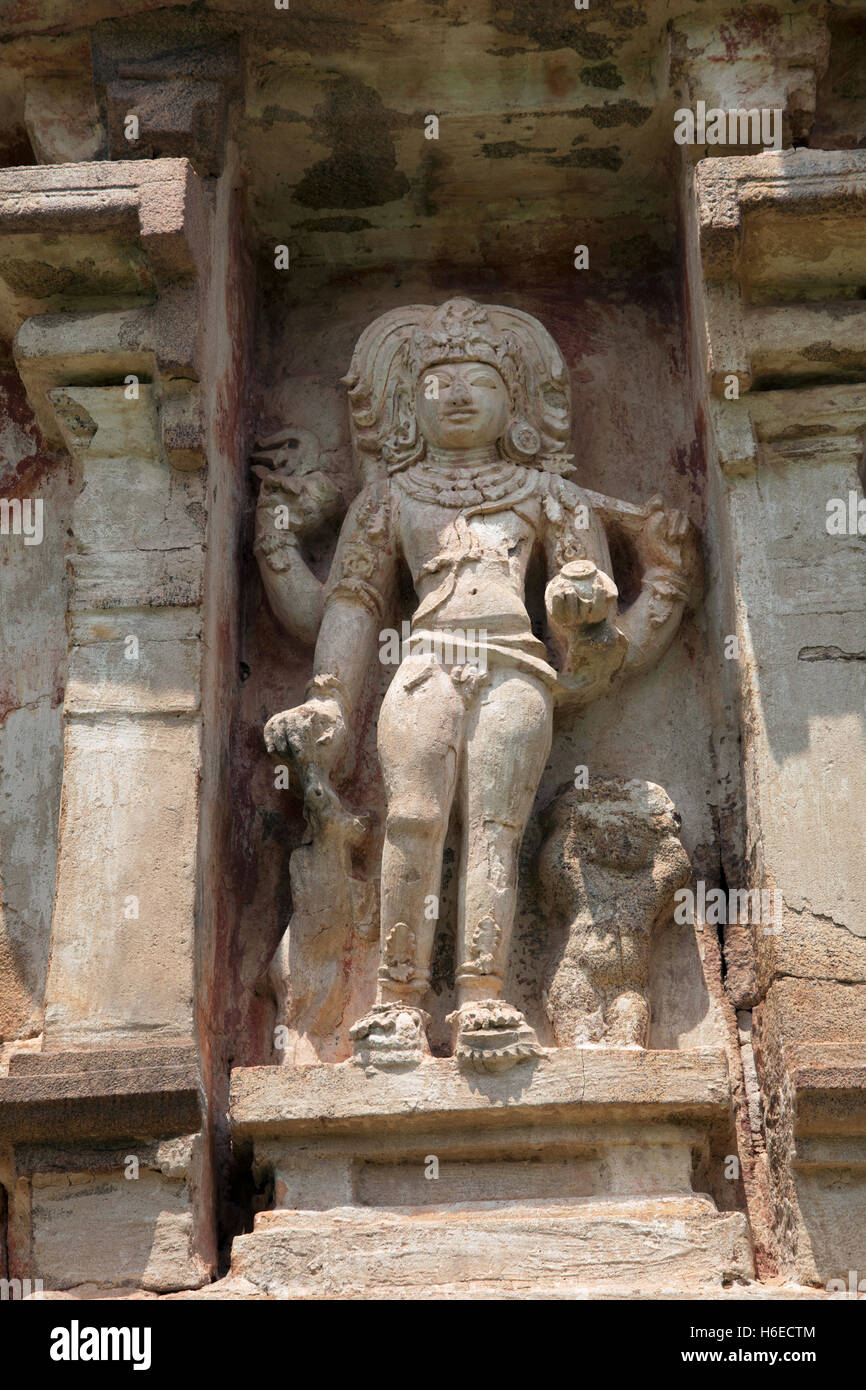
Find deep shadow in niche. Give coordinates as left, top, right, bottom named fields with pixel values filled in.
left=0, top=1183, right=7, bottom=1283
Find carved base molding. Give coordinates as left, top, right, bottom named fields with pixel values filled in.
left=0, top=1044, right=210, bottom=1294
left=229, top=1049, right=755, bottom=1297
left=232, top=1198, right=752, bottom=1300
left=0, top=1044, right=200, bottom=1143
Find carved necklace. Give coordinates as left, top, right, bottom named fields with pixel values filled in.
left=397, top=457, right=529, bottom=507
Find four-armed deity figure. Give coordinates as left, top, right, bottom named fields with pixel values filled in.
left=260, top=298, right=697, bottom=1071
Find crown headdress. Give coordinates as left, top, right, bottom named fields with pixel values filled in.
left=405, top=298, right=520, bottom=391
left=342, top=297, right=573, bottom=478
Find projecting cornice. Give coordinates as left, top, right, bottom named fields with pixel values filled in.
left=689, top=149, right=866, bottom=474
left=0, top=159, right=208, bottom=463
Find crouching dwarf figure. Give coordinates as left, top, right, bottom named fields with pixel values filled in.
left=263, top=298, right=699, bottom=1071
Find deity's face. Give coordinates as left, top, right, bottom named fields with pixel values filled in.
left=414, top=360, right=511, bottom=451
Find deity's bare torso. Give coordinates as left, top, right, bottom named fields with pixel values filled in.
left=391, top=460, right=612, bottom=688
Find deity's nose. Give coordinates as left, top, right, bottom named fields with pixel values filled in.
left=447, top=375, right=473, bottom=405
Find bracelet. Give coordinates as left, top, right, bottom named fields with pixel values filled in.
left=326, top=575, right=386, bottom=621
left=642, top=567, right=691, bottom=603
left=254, top=530, right=301, bottom=569
left=304, top=672, right=353, bottom=720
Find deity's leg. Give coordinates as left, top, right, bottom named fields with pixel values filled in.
left=450, top=668, right=553, bottom=1070
left=350, top=656, right=464, bottom=1066
left=605, top=990, right=650, bottom=1048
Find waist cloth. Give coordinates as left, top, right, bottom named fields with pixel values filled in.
left=404, top=624, right=559, bottom=689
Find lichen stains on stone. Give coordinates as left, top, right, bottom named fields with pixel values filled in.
left=547, top=145, right=623, bottom=172
left=488, top=3, right=613, bottom=61
left=0, top=257, right=75, bottom=297
left=801, top=341, right=852, bottom=363
left=0, top=247, right=152, bottom=300
left=581, top=64, right=625, bottom=90
left=490, top=0, right=648, bottom=57
left=296, top=216, right=374, bottom=233
left=575, top=100, right=653, bottom=130
left=259, top=106, right=305, bottom=125
left=798, top=644, right=866, bottom=662
left=293, top=76, right=410, bottom=210
left=481, top=141, right=556, bottom=160
left=413, top=145, right=449, bottom=219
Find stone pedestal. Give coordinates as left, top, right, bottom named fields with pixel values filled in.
left=228, top=1050, right=753, bottom=1298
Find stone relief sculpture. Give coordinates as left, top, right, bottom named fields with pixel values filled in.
left=539, top=778, right=693, bottom=1049
left=254, top=298, right=699, bottom=1071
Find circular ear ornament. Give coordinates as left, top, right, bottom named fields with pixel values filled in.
left=502, top=419, right=541, bottom=462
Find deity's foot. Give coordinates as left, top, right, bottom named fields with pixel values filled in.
left=448, top=999, right=544, bottom=1073
left=349, top=1001, right=431, bottom=1069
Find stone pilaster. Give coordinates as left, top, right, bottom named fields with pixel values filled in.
left=0, top=160, right=209, bottom=1051
left=0, top=142, right=251, bottom=1290
left=688, top=148, right=866, bottom=1284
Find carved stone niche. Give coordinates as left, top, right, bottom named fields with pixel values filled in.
left=227, top=296, right=749, bottom=1297
left=251, top=298, right=707, bottom=1067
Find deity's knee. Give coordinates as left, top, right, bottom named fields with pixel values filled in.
left=384, top=800, right=448, bottom=847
